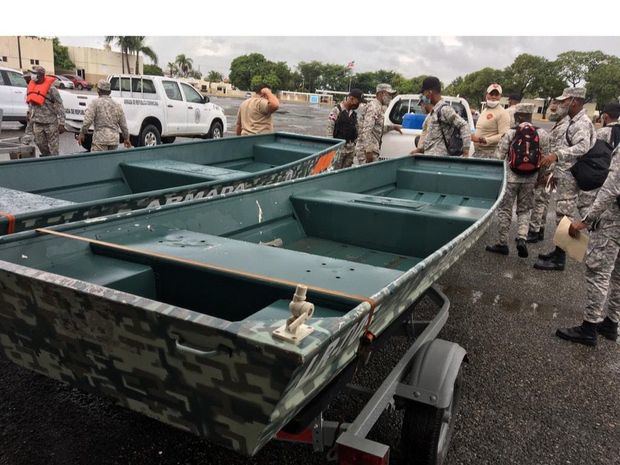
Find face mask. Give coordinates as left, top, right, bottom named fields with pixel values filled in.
left=420, top=95, right=431, bottom=106
left=31, top=73, right=39, bottom=81
left=556, top=104, right=569, bottom=118
left=486, top=100, right=499, bottom=109
left=548, top=110, right=560, bottom=122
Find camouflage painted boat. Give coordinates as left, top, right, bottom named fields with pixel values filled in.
left=0, top=155, right=505, bottom=456
left=0, top=132, right=342, bottom=235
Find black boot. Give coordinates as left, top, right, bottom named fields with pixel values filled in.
left=486, top=244, right=509, bottom=255
left=516, top=238, right=528, bottom=258
left=596, top=317, right=619, bottom=341
left=556, top=321, right=597, bottom=346
left=534, top=247, right=565, bottom=271
left=538, top=247, right=557, bottom=260
left=538, top=227, right=545, bottom=241
left=526, top=228, right=541, bottom=243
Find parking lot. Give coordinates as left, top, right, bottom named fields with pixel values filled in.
left=0, top=98, right=618, bottom=465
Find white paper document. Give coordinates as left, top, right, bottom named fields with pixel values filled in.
left=553, top=216, right=589, bottom=262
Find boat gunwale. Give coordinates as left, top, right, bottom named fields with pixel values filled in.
left=0, top=156, right=506, bottom=362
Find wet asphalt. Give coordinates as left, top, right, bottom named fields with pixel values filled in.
left=0, top=98, right=618, bottom=465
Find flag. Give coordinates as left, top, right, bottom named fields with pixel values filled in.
left=347, top=61, right=355, bottom=70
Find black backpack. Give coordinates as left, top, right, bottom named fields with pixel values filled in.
left=567, top=127, right=613, bottom=191
left=332, top=106, right=358, bottom=143
left=436, top=104, right=464, bottom=156
left=508, top=123, right=541, bottom=175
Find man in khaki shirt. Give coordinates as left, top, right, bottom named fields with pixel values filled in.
left=471, top=83, right=510, bottom=158
left=236, top=83, right=280, bottom=135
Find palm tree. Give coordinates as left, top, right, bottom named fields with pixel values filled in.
left=128, top=36, right=158, bottom=75
left=105, top=36, right=133, bottom=73
left=167, top=62, right=178, bottom=77
left=175, top=54, right=193, bottom=77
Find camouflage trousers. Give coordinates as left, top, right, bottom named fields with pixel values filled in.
left=554, top=175, right=581, bottom=225
left=577, top=189, right=598, bottom=219
left=334, top=142, right=356, bottom=169
left=584, top=225, right=620, bottom=324
left=33, top=122, right=59, bottom=156
left=529, top=186, right=551, bottom=233
left=473, top=146, right=497, bottom=159
left=356, top=149, right=379, bottom=165
left=91, top=143, right=119, bottom=152
left=496, top=181, right=535, bottom=245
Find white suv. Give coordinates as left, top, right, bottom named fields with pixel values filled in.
left=0, top=66, right=28, bottom=126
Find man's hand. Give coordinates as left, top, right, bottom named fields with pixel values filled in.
left=410, top=148, right=421, bottom=155
left=123, top=139, right=132, bottom=148
left=540, top=153, right=558, bottom=168
left=365, top=152, right=375, bottom=163
left=471, top=135, right=486, bottom=144
left=568, top=221, right=587, bottom=238
left=259, top=87, right=272, bottom=97
left=462, top=149, right=470, bottom=158
left=58, top=125, right=66, bottom=134
left=391, top=124, right=403, bottom=134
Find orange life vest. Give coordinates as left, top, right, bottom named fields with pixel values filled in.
left=26, top=76, right=56, bottom=106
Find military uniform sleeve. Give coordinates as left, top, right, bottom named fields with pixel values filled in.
left=556, top=122, right=595, bottom=164
left=440, top=105, right=471, bottom=149
left=539, top=129, right=551, bottom=155
left=327, top=106, right=338, bottom=138
left=49, top=87, right=65, bottom=125
left=485, top=110, right=511, bottom=146
left=118, top=104, right=129, bottom=141
left=494, top=131, right=512, bottom=160
left=585, top=151, right=620, bottom=221
left=80, top=100, right=96, bottom=135
left=356, top=103, right=377, bottom=153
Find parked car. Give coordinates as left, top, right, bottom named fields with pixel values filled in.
left=62, top=74, right=92, bottom=91
left=63, top=74, right=227, bottom=150
left=380, top=94, right=476, bottom=158
left=51, top=75, right=75, bottom=89
left=0, top=65, right=28, bottom=126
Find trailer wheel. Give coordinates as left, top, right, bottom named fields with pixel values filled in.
left=139, top=124, right=161, bottom=147
left=399, top=369, right=462, bottom=465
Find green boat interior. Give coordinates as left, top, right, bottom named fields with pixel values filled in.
left=10, top=160, right=501, bottom=325
left=0, top=136, right=328, bottom=206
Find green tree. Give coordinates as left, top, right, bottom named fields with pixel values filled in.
left=105, top=36, right=133, bottom=73
left=229, top=53, right=269, bottom=90
left=175, top=54, right=193, bottom=77
left=587, top=60, right=620, bottom=108
left=52, top=37, right=74, bottom=71
left=556, top=50, right=610, bottom=87
left=125, top=36, right=157, bottom=75
left=188, top=70, right=202, bottom=79
left=143, top=64, right=164, bottom=76
left=207, top=70, right=223, bottom=82
left=444, top=67, right=504, bottom=104
left=503, top=54, right=550, bottom=97
left=251, top=72, right=280, bottom=91
left=351, top=72, right=379, bottom=94
left=297, top=60, right=324, bottom=92
left=166, top=62, right=178, bottom=77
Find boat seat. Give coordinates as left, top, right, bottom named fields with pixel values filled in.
left=396, top=167, right=501, bottom=200
left=87, top=227, right=403, bottom=299
left=120, top=159, right=247, bottom=192
left=0, top=186, right=75, bottom=215
left=43, top=254, right=156, bottom=298
left=253, top=142, right=318, bottom=165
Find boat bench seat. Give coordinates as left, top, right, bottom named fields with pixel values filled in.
left=89, top=228, right=403, bottom=299
left=120, top=159, right=248, bottom=192
left=253, top=142, right=319, bottom=165
left=0, top=186, right=75, bottom=215
left=396, top=167, right=502, bottom=200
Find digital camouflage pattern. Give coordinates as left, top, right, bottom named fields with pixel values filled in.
left=25, top=81, right=65, bottom=156
left=0, top=156, right=505, bottom=456
left=81, top=95, right=129, bottom=146
left=583, top=152, right=620, bottom=324
left=355, top=98, right=386, bottom=162
left=31, top=121, right=60, bottom=156
left=423, top=99, right=471, bottom=156
left=0, top=142, right=344, bottom=235
left=493, top=127, right=550, bottom=244
left=595, top=121, right=620, bottom=147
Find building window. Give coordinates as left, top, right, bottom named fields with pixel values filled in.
left=29, top=59, right=40, bottom=65
left=1, top=57, right=6, bottom=62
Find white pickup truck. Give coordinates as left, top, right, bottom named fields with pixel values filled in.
left=380, top=94, right=476, bottom=158
left=63, top=74, right=227, bottom=150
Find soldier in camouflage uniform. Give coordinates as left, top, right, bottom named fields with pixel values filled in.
left=535, top=87, right=596, bottom=272
left=327, top=89, right=364, bottom=169
left=79, top=80, right=131, bottom=152
left=526, top=99, right=566, bottom=243
left=556, top=151, right=620, bottom=346
left=486, top=103, right=550, bottom=258
left=355, top=83, right=402, bottom=164
left=418, top=76, right=471, bottom=157
left=25, top=66, right=65, bottom=156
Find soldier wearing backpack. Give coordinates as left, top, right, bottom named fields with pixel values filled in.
left=596, top=102, right=620, bottom=148
left=535, top=87, right=596, bottom=272
left=327, top=89, right=364, bottom=169
left=486, top=103, right=550, bottom=258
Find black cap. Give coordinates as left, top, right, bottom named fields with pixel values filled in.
left=508, top=94, right=522, bottom=101
left=420, top=76, right=441, bottom=93
left=348, top=88, right=365, bottom=102
left=601, top=102, right=620, bottom=119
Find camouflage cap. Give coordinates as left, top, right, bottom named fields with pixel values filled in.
left=515, top=103, right=535, bottom=114
left=32, top=65, right=45, bottom=75
left=376, top=83, right=397, bottom=94
left=97, top=79, right=111, bottom=92
left=556, top=87, right=586, bottom=100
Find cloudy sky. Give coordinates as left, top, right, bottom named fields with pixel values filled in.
left=58, top=36, right=620, bottom=83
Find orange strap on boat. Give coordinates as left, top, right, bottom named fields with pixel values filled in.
left=35, top=227, right=376, bottom=308
left=0, top=211, right=16, bottom=234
